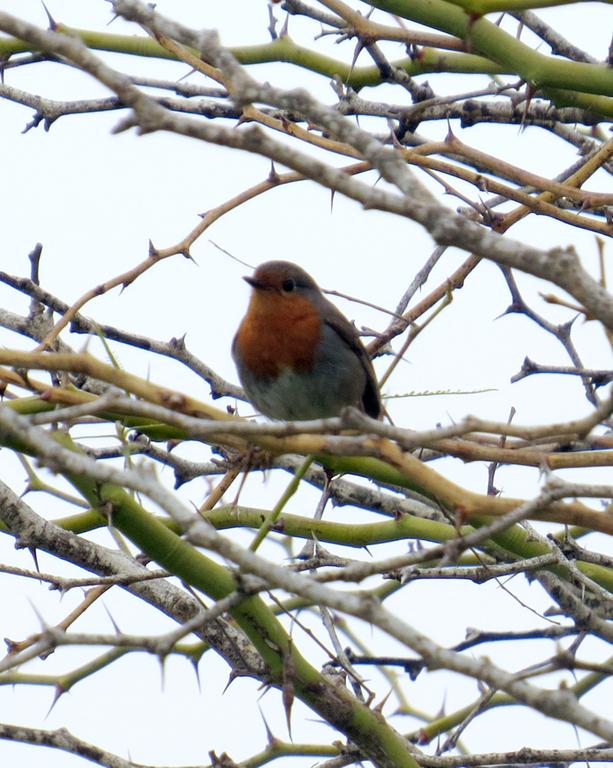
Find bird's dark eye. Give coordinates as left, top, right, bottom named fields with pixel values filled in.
left=281, top=278, right=296, bottom=293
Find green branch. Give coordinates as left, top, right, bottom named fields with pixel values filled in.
left=51, top=432, right=419, bottom=768
left=1, top=20, right=610, bottom=114
left=0, top=27, right=505, bottom=89
left=367, top=0, right=613, bottom=104
left=447, top=0, right=582, bottom=12
left=3, top=397, right=612, bottom=592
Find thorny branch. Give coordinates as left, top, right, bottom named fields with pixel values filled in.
left=0, top=3, right=611, bottom=768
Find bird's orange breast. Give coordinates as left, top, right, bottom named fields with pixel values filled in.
left=234, top=292, right=322, bottom=378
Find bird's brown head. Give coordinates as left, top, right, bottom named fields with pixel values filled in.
left=242, top=260, right=323, bottom=322
left=244, top=260, right=320, bottom=296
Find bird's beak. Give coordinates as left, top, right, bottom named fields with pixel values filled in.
left=243, top=275, right=266, bottom=289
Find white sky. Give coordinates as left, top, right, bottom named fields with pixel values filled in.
left=0, top=2, right=611, bottom=766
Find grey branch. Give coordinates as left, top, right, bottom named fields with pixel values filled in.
left=0, top=7, right=610, bottom=329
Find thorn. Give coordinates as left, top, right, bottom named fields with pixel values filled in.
left=158, top=652, right=168, bottom=692
left=190, top=656, right=202, bottom=694
left=169, top=333, right=187, bottom=351
left=520, top=82, right=535, bottom=133
left=282, top=646, right=296, bottom=741
left=28, top=242, right=43, bottom=285
left=444, top=118, right=456, bottom=144
left=388, top=119, right=403, bottom=150
left=374, top=687, right=393, bottom=713
left=45, top=684, right=66, bottom=719
left=22, top=113, right=44, bottom=134
left=279, top=12, right=289, bottom=38
left=103, top=603, right=121, bottom=635
left=166, top=438, right=181, bottom=454
left=268, top=162, right=281, bottom=184
left=279, top=114, right=292, bottom=133
left=267, top=3, right=278, bottom=40
left=29, top=547, right=40, bottom=572
left=348, top=39, right=365, bottom=82
left=258, top=705, right=275, bottom=744
left=4, top=636, right=19, bottom=654
left=148, top=239, right=159, bottom=258
left=236, top=112, right=253, bottom=127
left=222, top=670, right=239, bottom=694
left=41, top=1, right=57, bottom=30
left=559, top=317, right=578, bottom=335
left=515, top=18, right=526, bottom=44
left=28, top=597, right=48, bottom=632
left=111, top=113, right=138, bottom=135
left=436, top=690, right=448, bottom=718
left=181, top=248, right=195, bottom=263
left=176, top=67, right=198, bottom=83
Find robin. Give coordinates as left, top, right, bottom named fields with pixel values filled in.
left=232, top=261, right=382, bottom=420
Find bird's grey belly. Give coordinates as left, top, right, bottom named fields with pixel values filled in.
left=239, top=344, right=366, bottom=420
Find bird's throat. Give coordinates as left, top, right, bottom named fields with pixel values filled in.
left=236, top=293, right=322, bottom=377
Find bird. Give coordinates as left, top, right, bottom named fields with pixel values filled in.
left=232, top=260, right=381, bottom=421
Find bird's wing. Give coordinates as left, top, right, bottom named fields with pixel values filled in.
left=322, top=303, right=382, bottom=419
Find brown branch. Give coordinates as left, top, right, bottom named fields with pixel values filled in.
left=0, top=349, right=611, bottom=535
left=311, top=0, right=466, bottom=51
left=500, top=135, right=613, bottom=230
